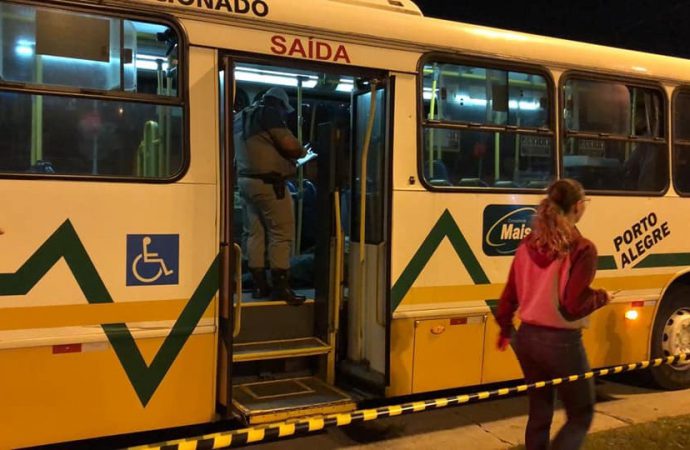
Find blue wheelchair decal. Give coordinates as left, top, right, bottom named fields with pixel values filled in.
left=126, top=235, right=179, bottom=286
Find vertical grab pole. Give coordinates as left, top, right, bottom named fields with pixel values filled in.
left=31, top=55, right=44, bottom=166
left=327, top=189, right=344, bottom=384
left=357, top=82, right=378, bottom=360
left=514, top=100, right=521, bottom=182
left=428, top=64, right=439, bottom=178
left=295, top=77, right=305, bottom=256
left=628, top=88, right=637, bottom=159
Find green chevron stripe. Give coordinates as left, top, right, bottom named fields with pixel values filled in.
left=597, top=256, right=617, bottom=270
left=634, top=253, right=690, bottom=269
left=0, top=220, right=219, bottom=406
left=391, top=210, right=490, bottom=311
left=0, top=220, right=112, bottom=303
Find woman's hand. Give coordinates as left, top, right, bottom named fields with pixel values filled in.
left=497, top=335, right=511, bottom=351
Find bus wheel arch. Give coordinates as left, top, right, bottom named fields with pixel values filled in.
left=651, top=274, right=690, bottom=389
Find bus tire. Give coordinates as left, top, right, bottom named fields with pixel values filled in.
left=651, top=284, right=690, bottom=389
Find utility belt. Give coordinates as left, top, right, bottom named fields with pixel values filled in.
left=239, top=171, right=288, bottom=199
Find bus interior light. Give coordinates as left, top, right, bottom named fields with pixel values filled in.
left=235, top=67, right=318, bottom=88
left=15, top=40, right=34, bottom=57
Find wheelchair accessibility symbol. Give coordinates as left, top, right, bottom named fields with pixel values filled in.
left=126, top=234, right=179, bottom=286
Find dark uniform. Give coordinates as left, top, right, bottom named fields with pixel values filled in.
left=235, top=88, right=306, bottom=303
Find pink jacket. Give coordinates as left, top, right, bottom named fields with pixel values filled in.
left=496, top=230, right=608, bottom=339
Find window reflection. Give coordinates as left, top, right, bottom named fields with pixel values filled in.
left=674, top=91, right=690, bottom=194
left=422, top=63, right=549, bottom=128
left=563, top=79, right=667, bottom=193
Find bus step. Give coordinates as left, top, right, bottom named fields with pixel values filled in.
left=240, top=289, right=314, bottom=304
left=232, top=376, right=354, bottom=425
left=234, top=298, right=314, bottom=344
left=232, top=337, right=331, bottom=363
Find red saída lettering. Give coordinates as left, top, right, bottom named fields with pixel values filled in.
left=270, top=35, right=352, bottom=64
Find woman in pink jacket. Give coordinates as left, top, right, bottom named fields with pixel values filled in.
left=496, top=179, right=610, bottom=450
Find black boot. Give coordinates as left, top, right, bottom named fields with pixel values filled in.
left=271, top=269, right=306, bottom=306
left=249, top=268, right=271, bottom=299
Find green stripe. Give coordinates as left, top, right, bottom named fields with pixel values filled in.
left=634, top=253, right=690, bottom=269
left=391, top=210, right=489, bottom=311
left=0, top=220, right=219, bottom=407
left=597, top=256, right=617, bottom=270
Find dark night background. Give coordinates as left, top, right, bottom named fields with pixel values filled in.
left=414, top=0, right=689, bottom=59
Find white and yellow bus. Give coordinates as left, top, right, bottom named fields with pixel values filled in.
left=2, top=0, right=690, bottom=447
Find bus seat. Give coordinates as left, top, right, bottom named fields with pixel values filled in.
left=430, top=179, right=453, bottom=187
left=287, top=180, right=297, bottom=194
left=494, top=180, right=518, bottom=188
left=526, top=180, right=549, bottom=189
left=457, top=177, right=488, bottom=187
left=424, top=160, right=450, bottom=183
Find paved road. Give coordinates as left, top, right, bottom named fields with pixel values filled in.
left=250, top=374, right=690, bottom=449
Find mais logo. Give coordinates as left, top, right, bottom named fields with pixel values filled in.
left=483, top=205, right=536, bottom=256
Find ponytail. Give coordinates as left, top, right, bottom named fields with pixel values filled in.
left=530, top=179, right=585, bottom=258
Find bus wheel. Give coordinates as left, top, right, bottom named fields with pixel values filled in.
left=651, top=285, right=690, bottom=389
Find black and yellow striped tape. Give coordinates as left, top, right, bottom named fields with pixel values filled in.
left=128, top=353, right=689, bottom=450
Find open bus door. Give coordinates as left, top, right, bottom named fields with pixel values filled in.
left=218, top=56, right=358, bottom=424
left=341, top=78, right=392, bottom=390
left=217, top=55, right=237, bottom=415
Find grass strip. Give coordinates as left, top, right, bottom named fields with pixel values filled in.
left=510, top=414, right=690, bottom=450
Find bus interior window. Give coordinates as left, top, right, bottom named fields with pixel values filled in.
left=421, top=62, right=553, bottom=188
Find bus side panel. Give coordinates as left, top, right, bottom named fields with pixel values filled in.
left=390, top=182, right=670, bottom=394
left=0, top=333, right=216, bottom=449
left=582, top=302, right=654, bottom=368
left=0, top=180, right=217, bottom=449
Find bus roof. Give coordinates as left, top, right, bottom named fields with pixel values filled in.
left=95, top=0, right=690, bottom=82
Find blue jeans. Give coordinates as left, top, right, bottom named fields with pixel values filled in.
left=514, top=323, right=595, bottom=450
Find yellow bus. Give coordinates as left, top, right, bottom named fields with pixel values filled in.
left=2, top=0, right=690, bottom=447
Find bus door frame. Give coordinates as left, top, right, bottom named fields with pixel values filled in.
left=218, top=54, right=238, bottom=413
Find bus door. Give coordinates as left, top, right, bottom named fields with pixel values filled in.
left=219, top=57, right=397, bottom=424
left=217, top=55, right=238, bottom=417
left=342, top=79, right=392, bottom=391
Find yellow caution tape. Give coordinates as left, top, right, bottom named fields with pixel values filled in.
left=127, top=353, right=689, bottom=450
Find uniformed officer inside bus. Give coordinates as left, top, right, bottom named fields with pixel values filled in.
left=235, top=87, right=309, bottom=305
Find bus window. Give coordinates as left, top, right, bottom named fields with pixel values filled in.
left=0, top=92, right=183, bottom=177
left=0, top=3, right=178, bottom=95
left=563, top=78, right=667, bottom=193
left=421, top=61, right=554, bottom=189
left=673, top=90, right=690, bottom=194
left=0, top=3, right=183, bottom=178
